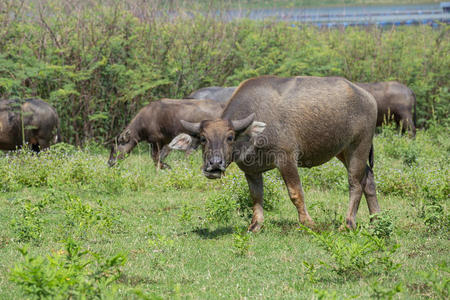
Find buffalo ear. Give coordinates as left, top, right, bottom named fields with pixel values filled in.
left=169, top=133, right=193, bottom=151
left=238, top=121, right=266, bottom=140
left=247, top=121, right=266, bottom=137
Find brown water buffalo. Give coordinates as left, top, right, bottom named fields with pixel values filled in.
left=108, top=98, right=227, bottom=169
left=170, top=76, right=380, bottom=232
left=0, top=98, right=60, bottom=152
left=187, top=87, right=236, bottom=103
left=356, top=81, right=416, bottom=137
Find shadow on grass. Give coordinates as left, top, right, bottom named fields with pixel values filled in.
left=192, top=226, right=234, bottom=239
left=266, top=218, right=338, bottom=234
left=265, top=219, right=299, bottom=233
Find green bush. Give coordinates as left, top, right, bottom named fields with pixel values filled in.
left=10, top=199, right=44, bottom=244
left=0, top=147, right=150, bottom=193
left=368, top=210, right=396, bottom=239
left=300, top=225, right=401, bottom=280
left=232, top=226, right=252, bottom=256
left=0, top=1, right=447, bottom=144
left=62, top=194, right=116, bottom=239
left=10, top=241, right=126, bottom=299
left=205, top=192, right=239, bottom=224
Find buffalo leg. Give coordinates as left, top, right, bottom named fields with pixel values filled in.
left=337, top=153, right=380, bottom=226
left=37, top=138, right=50, bottom=151
left=400, top=112, right=416, bottom=138
left=150, top=142, right=160, bottom=168
left=278, top=161, right=314, bottom=227
left=343, top=142, right=377, bottom=229
left=158, top=145, right=171, bottom=169
left=245, top=173, right=264, bottom=232
left=362, top=167, right=380, bottom=218
left=31, top=143, right=40, bottom=153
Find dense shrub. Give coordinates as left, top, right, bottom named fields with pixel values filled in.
left=0, top=147, right=148, bottom=193
left=0, top=1, right=448, bottom=144
left=10, top=241, right=126, bottom=299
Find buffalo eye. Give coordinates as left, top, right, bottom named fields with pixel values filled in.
left=200, top=136, right=207, bottom=144
left=227, top=135, right=234, bottom=142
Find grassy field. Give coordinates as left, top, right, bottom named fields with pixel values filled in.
left=0, top=125, right=448, bottom=299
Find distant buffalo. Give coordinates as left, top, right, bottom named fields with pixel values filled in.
left=170, top=76, right=380, bottom=231
left=0, top=98, right=60, bottom=152
left=356, top=81, right=416, bottom=137
left=108, top=98, right=227, bottom=169
left=187, top=86, right=236, bottom=103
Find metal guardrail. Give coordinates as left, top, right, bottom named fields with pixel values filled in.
left=218, top=3, right=449, bottom=27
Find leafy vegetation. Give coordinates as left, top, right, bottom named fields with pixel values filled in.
left=10, top=241, right=126, bottom=299
left=0, top=1, right=448, bottom=145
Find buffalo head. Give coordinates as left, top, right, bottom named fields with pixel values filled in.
left=108, top=128, right=136, bottom=167
left=169, top=113, right=266, bottom=179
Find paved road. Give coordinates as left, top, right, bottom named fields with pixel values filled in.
left=220, top=3, right=449, bottom=27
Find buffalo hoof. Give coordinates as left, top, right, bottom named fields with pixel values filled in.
left=340, top=219, right=356, bottom=231
left=158, top=163, right=171, bottom=170
left=247, top=221, right=263, bottom=233
left=300, top=216, right=315, bottom=228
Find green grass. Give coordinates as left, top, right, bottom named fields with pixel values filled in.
left=0, top=125, right=449, bottom=299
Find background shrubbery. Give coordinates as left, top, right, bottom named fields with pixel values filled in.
left=0, top=0, right=448, bottom=145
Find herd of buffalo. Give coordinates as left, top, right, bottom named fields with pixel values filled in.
left=0, top=76, right=417, bottom=231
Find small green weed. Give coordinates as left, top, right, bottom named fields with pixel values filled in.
left=303, top=261, right=319, bottom=284
left=146, top=225, right=175, bottom=251
left=417, top=262, right=449, bottom=299
left=300, top=225, right=401, bottom=279
left=380, top=123, right=418, bottom=166
left=216, top=170, right=284, bottom=219
left=178, top=204, right=194, bottom=224
left=62, top=193, right=116, bottom=238
left=10, top=200, right=44, bottom=244
left=205, top=192, right=239, bottom=224
left=368, top=210, right=396, bottom=239
left=418, top=199, right=449, bottom=234
left=232, top=227, right=251, bottom=256
left=313, top=289, right=338, bottom=300
left=370, top=282, right=403, bottom=300
left=10, top=240, right=127, bottom=299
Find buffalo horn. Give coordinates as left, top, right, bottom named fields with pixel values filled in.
left=231, top=113, right=255, bottom=133
left=180, top=120, right=201, bottom=135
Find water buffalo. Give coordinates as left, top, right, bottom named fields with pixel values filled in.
left=356, top=81, right=416, bottom=137
left=187, top=86, right=236, bottom=103
left=108, top=98, right=227, bottom=169
left=0, top=98, right=60, bottom=152
left=170, top=76, right=380, bottom=232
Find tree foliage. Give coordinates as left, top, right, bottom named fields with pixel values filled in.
left=0, top=0, right=448, bottom=144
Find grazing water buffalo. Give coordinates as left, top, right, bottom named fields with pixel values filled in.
left=170, top=76, right=380, bottom=231
left=0, top=98, right=60, bottom=152
left=356, top=81, right=416, bottom=137
left=108, top=98, right=227, bottom=169
left=187, top=86, right=236, bottom=103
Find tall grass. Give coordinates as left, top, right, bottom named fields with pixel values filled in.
left=0, top=0, right=448, bottom=144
